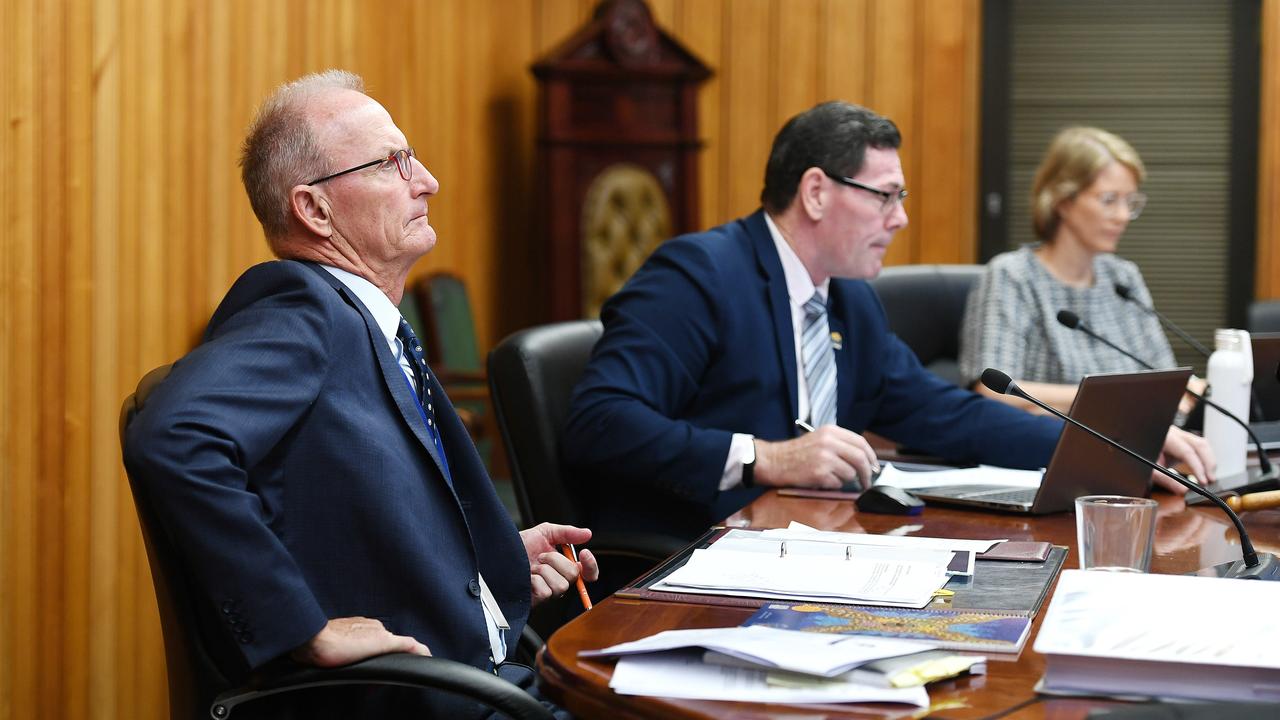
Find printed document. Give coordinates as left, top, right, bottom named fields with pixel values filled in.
left=874, top=463, right=1043, bottom=490
left=608, top=650, right=930, bottom=706
left=581, top=625, right=935, bottom=677
left=653, top=546, right=951, bottom=607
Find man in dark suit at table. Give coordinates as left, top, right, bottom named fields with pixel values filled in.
left=563, top=101, right=1214, bottom=541
left=123, top=69, right=594, bottom=718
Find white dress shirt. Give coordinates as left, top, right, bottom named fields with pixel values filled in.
left=718, top=215, right=831, bottom=490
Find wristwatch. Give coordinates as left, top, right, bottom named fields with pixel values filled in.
left=741, top=438, right=757, bottom=488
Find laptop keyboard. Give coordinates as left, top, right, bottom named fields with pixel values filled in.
left=916, top=484, right=1037, bottom=504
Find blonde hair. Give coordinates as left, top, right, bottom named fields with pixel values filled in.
left=239, top=69, right=366, bottom=240
left=1030, top=126, right=1146, bottom=241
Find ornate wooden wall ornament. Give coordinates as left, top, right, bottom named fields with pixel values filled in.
left=532, top=0, right=711, bottom=320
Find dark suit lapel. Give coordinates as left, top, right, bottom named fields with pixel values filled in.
left=827, top=284, right=854, bottom=426
left=306, top=265, right=454, bottom=488
left=745, top=211, right=800, bottom=421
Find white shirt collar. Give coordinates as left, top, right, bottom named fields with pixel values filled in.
left=764, top=212, right=829, bottom=307
left=321, top=265, right=403, bottom=347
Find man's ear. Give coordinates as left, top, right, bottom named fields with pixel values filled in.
left=290, top=184, right=333, bottom=237
left=796, top=167, right=829, bottom=221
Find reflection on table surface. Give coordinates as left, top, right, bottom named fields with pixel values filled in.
left=538, top=489, right=1274, bottom=720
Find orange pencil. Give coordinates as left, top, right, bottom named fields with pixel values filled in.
left=560, top=544, right=592, bottom=610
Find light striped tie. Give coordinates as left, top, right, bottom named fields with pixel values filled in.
left=801, top=292, right=837, bottom=427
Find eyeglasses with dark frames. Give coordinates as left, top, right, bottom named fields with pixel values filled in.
left=307, top=147, right=416, bottom=186
left=822, top=169, right=908, bottom=213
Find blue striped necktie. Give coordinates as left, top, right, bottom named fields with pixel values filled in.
left=801, top=292, right=837, bottom=427
left=396, top=318, right=452, bottom=481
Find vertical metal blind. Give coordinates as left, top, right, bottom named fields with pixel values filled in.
left=1005, top=0, right=1234, bottom=371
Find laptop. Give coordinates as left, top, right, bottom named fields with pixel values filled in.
left=908, top=368, right=1192, bottom=514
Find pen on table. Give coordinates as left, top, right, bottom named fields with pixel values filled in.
left=793, top=418, right=881, bottom=475
left=560, top=544, right=592, bottom=610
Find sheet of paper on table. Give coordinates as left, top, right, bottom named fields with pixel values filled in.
left=1035, top=570, right=1280, bottom=703
left=652, top=546, right=952, bottom=607
left=581, top=625, right=935, bottom=677
left=873, top=463, right=1043, bottom=490
left=773, top=523, right=1005, bottom=575
left=608, top=650, right=930, bottom=707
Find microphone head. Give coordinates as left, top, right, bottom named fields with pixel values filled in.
left=1056, top=309, right=1081, bottom=329
left=1115, top=283, right=1133, bottom=301
left=981, top=368, right=1014, bottom=395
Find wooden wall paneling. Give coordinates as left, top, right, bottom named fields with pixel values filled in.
left=4, top=0, right=39, bottom=715
left=822, top=0, right=870, bottom=106
left=722, top=0, right=773, bottom=219
left=866, top=0, right=919, bottom=266
left=773, top=0, right=823, bottom=130
left=114, top=0, right=145, bottom=713
left=451, top=0, right=499, bottom=346
left=916, top=0, right=980, bottom=264
left=88, top=0, right=123, bottom=715
left=62, top=0, right=95, bottom=715
left=674, top=0, right=725, bottom=225
left=1260, top=0, right=1280, bottom=299
left=647, top=0, right=676, bottom=27
left=0, top=0, right=8, bottom=692
left=36, top=0, right=71, bottom=715
left=535, top=0, right=593, bottom=55
left=483, top=1, right=541, bottom=343
left=184, top=0, right=212, bottom=341
left=204, top=0, right=233, bottom=311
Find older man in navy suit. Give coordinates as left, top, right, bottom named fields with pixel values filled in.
left=124, top=70, right=595, bottom=718
left=564, top=101, right=1215, bottom=541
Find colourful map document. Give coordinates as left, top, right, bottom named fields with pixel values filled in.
left=742, top=601, right=1032, bottom=654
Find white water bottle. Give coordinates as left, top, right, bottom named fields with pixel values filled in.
left=1205, top=329, right=1252, bottom=479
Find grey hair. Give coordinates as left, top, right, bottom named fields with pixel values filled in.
left=239, top=69, right=366, bottom=240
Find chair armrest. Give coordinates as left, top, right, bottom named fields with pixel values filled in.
left=210, top=652, right=553, bottom=720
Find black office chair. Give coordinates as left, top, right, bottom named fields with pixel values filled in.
left=120, top=364, right=551, bottom=720
left=488, top=322, right=686, bottom=629
left=1248, top=299, right=1280, bottom=334
left=868, top=264, right=984, bottom=387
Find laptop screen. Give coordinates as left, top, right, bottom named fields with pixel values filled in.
left=1032, top=367, right=1192, bottom=513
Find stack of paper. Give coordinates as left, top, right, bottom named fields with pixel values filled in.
left=874, top=462, right=1043, bottom=490
left=1035, top=570, right=1280, bottom=702
left=582, top=626, right=939, bottom=706
left=651, top=526, right=1004, bottom=608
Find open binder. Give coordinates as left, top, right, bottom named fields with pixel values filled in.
left=616, top=526, right=1066, bottom=617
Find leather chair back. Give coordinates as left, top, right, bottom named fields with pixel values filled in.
left=414, top=272, right=484, bottom=375
left=1248, top=300, right=1280, bottom=335
left=487, top=321, right=603, bottom=527
left=869, top=264, right=983, bottom=386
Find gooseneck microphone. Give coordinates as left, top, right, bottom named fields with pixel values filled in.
left=1056, top=310, right=1151, bottom=368
left=1114, top=283, right=1214, bottom=358
left=1055, top=310, right=1277, bottom=479
left=1116, top=284, right=1266, bottom=422
left=981, top=368, right=1280, bottom=580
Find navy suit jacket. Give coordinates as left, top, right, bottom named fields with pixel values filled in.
left=564, top=210, right=1063, bottom=539
left=124, top=260, right=528, bottom=679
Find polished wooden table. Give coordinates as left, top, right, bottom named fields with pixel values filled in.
left=538, top=490, right=1280, bottom=719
